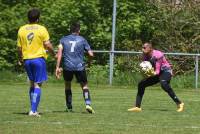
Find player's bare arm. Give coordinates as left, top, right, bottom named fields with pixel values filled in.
left=55, top=46, right=63, bottom=79
left=87, top=50, right=94, bottom=68
left=88, top=50, right=94, bottom=57
left=43, top=40, right=55, bottom=57
left=17, top=47, right=23, bottom=65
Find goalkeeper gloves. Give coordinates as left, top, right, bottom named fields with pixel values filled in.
left=142, top=68, right=156, bottom=77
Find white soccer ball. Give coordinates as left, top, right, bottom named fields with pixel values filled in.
left=139, top=61, right=153, bottom=72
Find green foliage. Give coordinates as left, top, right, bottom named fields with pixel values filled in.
left=172, top=71, right=195, bottom=88
left=88, top=65, right=109, bottom=85
left=0, top=0, right=199, bottom=75
left=0, top=70, right=27, bottom=82
left=0, top=67, right=198, bottom=88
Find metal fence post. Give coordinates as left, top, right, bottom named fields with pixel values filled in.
left=195, top=56, right=199, bottom=89
left=109, top=52, right=114, bottom=84
left=109, top=0, right=117, bottom=85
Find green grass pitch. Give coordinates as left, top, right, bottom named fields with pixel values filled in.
left=0, top=82, right=200, bottom=134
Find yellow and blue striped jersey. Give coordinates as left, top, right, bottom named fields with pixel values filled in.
left=17, top=24, right=49, bottom=59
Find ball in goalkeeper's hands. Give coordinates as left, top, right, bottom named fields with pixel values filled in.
left=139, top=61, right=155, bottom=77
left=140, top=61, right=153, bottom=72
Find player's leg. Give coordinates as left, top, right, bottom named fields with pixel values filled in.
left=128, top=75, right=159, bottom=112
left=63, top=70, right=73, bottom=111
left=26, top=58, right=47, bottom=117
left=64, top=81, right=73, bottom=111
left=28, top=82, right=42, bottom=117
left=24, top=59, right=36, bottom=115
left=75, top=70, right=95, bottom=114
left=136, top=75, right=159, bottom=107
left=29, top=81, right=34, bottom=112
left=81, top=83, right=91, bottom=105
left=81, top=83, right=95, bottom=113
left=159, top=72, right=184, bottom=112
left=159, top=72, right=181, bottom=104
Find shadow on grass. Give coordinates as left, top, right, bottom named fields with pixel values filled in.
left=13, top=110, right=93, bottom=115
left=13, top=112, right=44, bottom=115
left=52, top=110, right=84, bottom=114
left=52, top=110, right=93, bottom=114
left=13, top=112, right=28, bottom=115
left=147, top=108, right=171, bottom=112
left=52, top=110, right=73, bottom=113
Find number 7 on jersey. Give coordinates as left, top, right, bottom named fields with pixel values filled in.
left=69, top=41, right=77, bottom=52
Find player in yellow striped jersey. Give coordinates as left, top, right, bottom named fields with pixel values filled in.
left=17, top=8, right=55, bottom=117
left=17, top=22, right=50, bottom=59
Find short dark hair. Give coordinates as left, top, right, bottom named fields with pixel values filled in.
left=144, top=42, right=153, bottom=48
left=70, top=22, right=80, bottom=33
left=28, top=8, right=40, bottom=23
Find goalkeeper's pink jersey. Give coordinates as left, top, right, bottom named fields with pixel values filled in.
left=143, top=50, right=171, bottom=75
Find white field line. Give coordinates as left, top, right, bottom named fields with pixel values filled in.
left=2, top=121, right=80, bottom=125
left=1, top=121, right=200, bottom=129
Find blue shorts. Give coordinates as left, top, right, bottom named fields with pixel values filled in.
left=24, top=57, right=47, bottom=83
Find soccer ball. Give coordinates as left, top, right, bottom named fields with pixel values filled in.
left=139, top=61, right=153, bottom=72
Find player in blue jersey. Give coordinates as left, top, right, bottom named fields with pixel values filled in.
left=55, top=22, right=95, bottom=113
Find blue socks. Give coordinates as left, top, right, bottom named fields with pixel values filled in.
left=29, top=87, right=34, bottom=104
left=29, top=87, right=41, bottom=112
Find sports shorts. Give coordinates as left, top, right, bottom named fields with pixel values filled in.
left=24, top=57, right=47, bottom=83
left=63, top=69, right=87, bottom=83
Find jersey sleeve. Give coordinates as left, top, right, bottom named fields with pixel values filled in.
left=58, top=39, right=64, bottom=49
left=41, top=27, right=50, bottom=42
left=58, top=43, right=63, bottom=49
left=155, top=54, right=164, bottom=75
left=83, top=39, right=91, bottom=51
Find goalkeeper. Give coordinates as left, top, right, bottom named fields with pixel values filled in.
left=128, top=42, right=184, bottom=112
